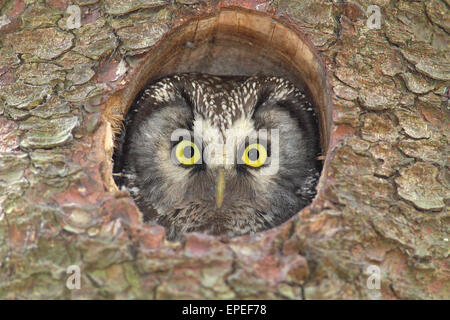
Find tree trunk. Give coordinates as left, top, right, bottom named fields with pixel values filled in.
left=0, top=0, right=448, bottom=299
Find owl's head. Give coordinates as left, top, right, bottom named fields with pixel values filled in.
left=115, top=74, right=321, bottom=240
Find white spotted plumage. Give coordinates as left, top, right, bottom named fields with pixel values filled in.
left=118, top=73, right=320, bottom=240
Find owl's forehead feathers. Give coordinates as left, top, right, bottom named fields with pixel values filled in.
left=141, top=74, right=300, bottom=134
left=189, top=77, right=259, bottom=132
left=189, top=75, right=297, bottom=131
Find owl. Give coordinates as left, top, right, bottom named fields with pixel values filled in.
left=114, top=73, right=321, bottom=240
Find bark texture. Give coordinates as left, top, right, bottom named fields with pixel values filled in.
left=0, top=0, right=448, bottom=299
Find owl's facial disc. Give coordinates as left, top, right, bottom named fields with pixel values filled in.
left=117, top=73, right=321, bottom=240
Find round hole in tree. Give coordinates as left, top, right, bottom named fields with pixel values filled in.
left=107, top=8, right=332, bottom=241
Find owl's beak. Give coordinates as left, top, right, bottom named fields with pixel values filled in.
left=215, top=168, right=226, bottom=208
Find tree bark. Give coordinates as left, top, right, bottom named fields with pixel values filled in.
left=0, top=0, right=448, bottom=299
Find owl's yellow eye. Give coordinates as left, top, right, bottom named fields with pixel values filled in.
left=175, top=140, right=201, bottom=165
left=241, top=143, right=267, bottom=168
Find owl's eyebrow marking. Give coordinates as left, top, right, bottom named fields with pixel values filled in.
left=252, top=82, right=273, bottom=113
left=251, top=79, right=298, bottom=119
left=173, top=87, right=195, bottom=130
left=179, top=87, right=194, bottom=109
left=251, top=95, right=268, bottom=117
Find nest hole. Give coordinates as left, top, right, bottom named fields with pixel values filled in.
left=106, top=7, right=332, bottom=240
